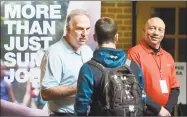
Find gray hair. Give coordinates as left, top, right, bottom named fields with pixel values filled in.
left=66, top=9, right=90, bottom=27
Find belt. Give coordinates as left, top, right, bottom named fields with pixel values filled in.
left=50, top=112, right=74, bottom=116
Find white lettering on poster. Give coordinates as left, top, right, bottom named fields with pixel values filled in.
left=3, top=4, right=61, bottom=83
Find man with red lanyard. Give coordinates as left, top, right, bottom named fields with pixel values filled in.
left=127, top=17, right=180, bottom=116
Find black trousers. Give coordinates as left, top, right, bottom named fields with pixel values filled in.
left=50, top=112, right=74, bottom=116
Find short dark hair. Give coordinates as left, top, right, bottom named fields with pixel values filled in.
left=95, top=17, right=117, bottom=45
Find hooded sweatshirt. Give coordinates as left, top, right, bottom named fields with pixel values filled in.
left=74, top=47, right=145, bottom=115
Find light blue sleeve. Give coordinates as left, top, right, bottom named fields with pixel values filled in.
left=41, top=52, right=63, bottom=90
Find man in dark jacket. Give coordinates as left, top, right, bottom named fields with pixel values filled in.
left=74, top=17, right=146, bottom=116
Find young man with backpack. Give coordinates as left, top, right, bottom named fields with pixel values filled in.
left=74, top=17, right=146, bottom=116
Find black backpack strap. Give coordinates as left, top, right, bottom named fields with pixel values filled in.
left=88, top=60, right=110, bottom=110
left=87, top=59, right=106, bottom=91
left=121, top=58, right=133, bottom=74
left=126, top=59, right=141, bottom=85
left=87, top=60, right=106, bottom=115
left=87, top=60, right=105, bottom=72
left=125, top=58, right=131, bottom=67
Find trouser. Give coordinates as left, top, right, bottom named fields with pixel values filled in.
left=50, top=112, right=74, bottom=116
left=144, top=109, right=157, bottom=116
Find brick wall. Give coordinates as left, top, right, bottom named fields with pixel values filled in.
left=101, top=1, right=132, bottom=51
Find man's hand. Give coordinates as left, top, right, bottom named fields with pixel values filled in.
left=158, top=106, right=171, bottom=116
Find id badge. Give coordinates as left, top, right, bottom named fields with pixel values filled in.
left=159, top=80, right=168, bottom=93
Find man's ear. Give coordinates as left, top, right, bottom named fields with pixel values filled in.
left=114, top=33, right=118, bottom=43
left=93, top=33, right=97, bottom=42
left=66, top=26, right=70, bottom=33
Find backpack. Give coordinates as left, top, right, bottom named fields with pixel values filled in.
left=88, top=59, right=144, bottom=116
